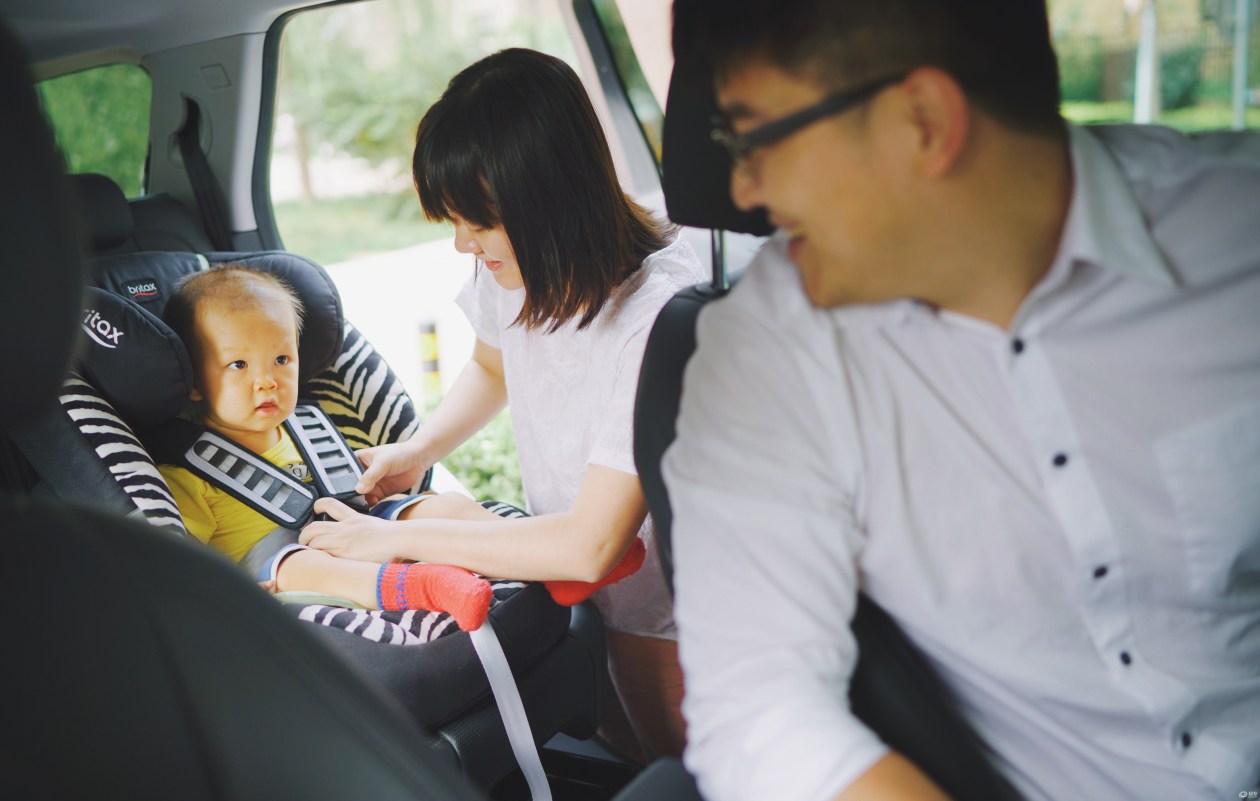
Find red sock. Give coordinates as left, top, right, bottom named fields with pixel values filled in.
left=544, top=537, right=646, bottom=607
left=377, top=563, right=493, bottom=631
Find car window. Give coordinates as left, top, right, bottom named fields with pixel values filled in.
left=36, top=64, right=152, bottom=197
left=1050, top=0, right=1258, bottom=131
left=588, top=0, right=672, bottom=170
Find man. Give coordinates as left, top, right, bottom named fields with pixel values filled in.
left=661, top=1, right=1260, bottom=800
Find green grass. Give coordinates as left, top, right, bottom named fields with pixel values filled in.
left=274, top=191, right=453, bottom=266
left=1062, top=101, right=1260, bottom=131
left=441, top=408, right=526, bottom=510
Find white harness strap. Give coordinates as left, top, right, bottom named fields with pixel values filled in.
left=469, top=621, right=553, bottom=801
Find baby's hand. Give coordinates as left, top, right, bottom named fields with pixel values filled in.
left=257, top=579, right=277, bottom=594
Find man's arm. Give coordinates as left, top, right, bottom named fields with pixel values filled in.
left=663, top=250, right=947, bottom=801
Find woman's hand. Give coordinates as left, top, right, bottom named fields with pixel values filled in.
left=299, top=498, right=403, bottom=563
left=355, top=441, right=432, bottom=506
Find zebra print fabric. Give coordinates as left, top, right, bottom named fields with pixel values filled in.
left=59, top=374, right=188, bottom=533
left=297, top=579, right=528, bottom=645
left=305, top=322, right=419, bottom=450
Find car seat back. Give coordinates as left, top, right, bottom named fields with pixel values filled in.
left=74, top=170, right=216, bottom=254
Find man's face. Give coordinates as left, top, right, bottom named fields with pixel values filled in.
left=717, top=61, right=918, bottom=308
left=190, top=298, right=301, bottom=452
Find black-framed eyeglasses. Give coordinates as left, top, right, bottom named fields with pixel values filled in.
left=710, top=73, right=908, bottom=166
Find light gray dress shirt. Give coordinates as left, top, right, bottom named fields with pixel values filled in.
left=664, top=124, right=1260, bottom=801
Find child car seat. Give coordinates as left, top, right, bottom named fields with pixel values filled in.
left=12, top=177, right=608, bottom=794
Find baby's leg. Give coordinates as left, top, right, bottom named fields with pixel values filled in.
left=389, top=491, right=500, bottom=522
left=274, top=548, right=380, bottom=608
left=275, top=548, right=492, bottom=631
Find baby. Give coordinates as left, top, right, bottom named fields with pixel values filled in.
left=158, top=265, right=492, bottom=630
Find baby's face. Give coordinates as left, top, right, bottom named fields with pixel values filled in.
left=190, top=299, right=300, bottom=452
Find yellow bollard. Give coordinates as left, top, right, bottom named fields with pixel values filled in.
left=418, top=320, right=441, bottom=403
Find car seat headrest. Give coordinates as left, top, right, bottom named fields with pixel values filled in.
left=0, top=20, right=88, bottom=429
left=80, top=249, right=346, bottom=431
left=661, top=53, right=772, bottom=236
left=79, top=286, right=194, bottom=430
left=70, top=173, right=134, bottom=251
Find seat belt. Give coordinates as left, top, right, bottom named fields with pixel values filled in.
left=146, top=403, right=367, bottom=530
left=176, top=97, right=234, bottom=251
left=470, top=621, right=553, bottom=801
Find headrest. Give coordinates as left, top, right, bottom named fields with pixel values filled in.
left=91, top=250, right=344, bottom=384
left=0, top=20, right=88, bottom=428
left=661, top=53, right=772, bottom=236
left=80, top=250, right=347, bottom=429
left=70, top=173, right=134, bottom=251
left=79, top=287, right=194, bottom=430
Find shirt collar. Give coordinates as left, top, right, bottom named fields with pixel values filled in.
left=1056, top=124, right=1177, bottom=288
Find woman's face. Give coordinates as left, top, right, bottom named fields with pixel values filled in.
left=452, top=216, right=523, bottom=291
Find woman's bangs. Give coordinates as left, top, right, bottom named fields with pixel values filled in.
left=413, top=121, right=498, bottom=227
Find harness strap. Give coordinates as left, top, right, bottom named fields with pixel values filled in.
left=183, top=427, right=316, bottom=526
left=284, top=405, right=363, bottom=502
left=146, top=403, right=366, bottom=530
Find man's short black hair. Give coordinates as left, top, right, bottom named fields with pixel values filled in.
left=674, top=0, right=1062, bottom=135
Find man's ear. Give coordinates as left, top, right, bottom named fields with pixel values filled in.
left=901, top=67, right=970, bottom=179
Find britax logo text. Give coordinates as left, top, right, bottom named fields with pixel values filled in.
left=127, top=281, right=158, bottom=299
left=83, top=310, right=125, bottom=349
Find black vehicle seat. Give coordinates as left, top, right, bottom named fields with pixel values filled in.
left=74, top=170, right=216, bottom=255
left=9, top=168, right=612, bottom=794
left=632, top=46, right=1022, bottom=800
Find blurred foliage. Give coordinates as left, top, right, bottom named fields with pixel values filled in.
left=275, top=191, right=452, bottom=264
left=439, top=407, right=527, bottom=510
left=1057, top=38, right=1106, bottom=102
left=1159, top=45, right=1205, bottom=109
left=277, top=0, right=577, bottom=188
left=37, top=64, right=151, bottom=197
left=1061, top=99, right=1260, bottom=129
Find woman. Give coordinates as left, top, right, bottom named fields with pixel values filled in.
left=300, top=47, right=705, bottom=763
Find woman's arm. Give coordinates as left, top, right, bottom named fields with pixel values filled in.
left=356, top=339, right=507, bottom=501
left=302, top=463, right=647, bottom=583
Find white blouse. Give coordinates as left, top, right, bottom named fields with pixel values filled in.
left=457, top=236, right=706, bottom=637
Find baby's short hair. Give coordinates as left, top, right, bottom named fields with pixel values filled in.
left=164, top=265, right=305, bottom=361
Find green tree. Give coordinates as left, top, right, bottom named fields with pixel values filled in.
left=37, top=64, right=152, bottom=196
left=275, top=0, right=575, bottom=207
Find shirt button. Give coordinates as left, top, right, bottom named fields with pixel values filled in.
left=1052, top=453, right=1069, bottom=467
left=1011, top=338, right=1025, bottom=354
left=1093, top=565, right=1108, bottom=579
left=1120, top=651, right=1132, bottom=666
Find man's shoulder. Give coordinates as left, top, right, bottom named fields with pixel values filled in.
left=1083, top=123, right=1260, bottom=194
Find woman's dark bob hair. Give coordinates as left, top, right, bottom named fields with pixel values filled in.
left=413, top=48, right=675, bottom=332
